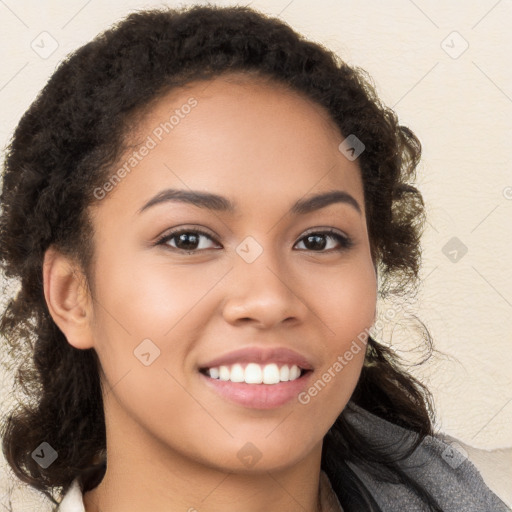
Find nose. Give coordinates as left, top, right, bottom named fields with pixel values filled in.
left=221, top=248, right=309, bottom=329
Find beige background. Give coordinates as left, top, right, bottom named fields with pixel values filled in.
left=1, top=0, right=511, bottom=509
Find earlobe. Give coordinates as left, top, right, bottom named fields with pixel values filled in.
left=43, top=246, right=95, bottom=350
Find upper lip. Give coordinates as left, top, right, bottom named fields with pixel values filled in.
left=199, top=347, right=314, bottom=371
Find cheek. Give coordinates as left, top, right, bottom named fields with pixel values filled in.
left=297, top=257, right=376, bottom=412
left=315, top=255, right=377, bottom=341
left=88, top=252, right=224, bottom=444
left=89, top=247, right=230, bottom=392
left=93, top=246, right=223, bottom=337
left=327, top=278, right=376, bottom=343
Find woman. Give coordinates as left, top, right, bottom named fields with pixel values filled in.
left=0, top=4, right=508, bottom=512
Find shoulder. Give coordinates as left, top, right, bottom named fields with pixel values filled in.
left=436, top=432, right=512, bottom=509
left=342, top=402, right=511, bottom=511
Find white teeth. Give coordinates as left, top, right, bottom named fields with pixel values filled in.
left=230, top=363, right=245, bottom=382
left=263, top=363, right=280, bottom=385
left=205, top=363, right=304, bottom=384
left=245, top=363, right=263, bottom=384
left=219, top=366, right=230, bottom=381
left=289, top=365, right=301, bottom=380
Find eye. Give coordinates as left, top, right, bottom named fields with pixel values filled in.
left=155, top=227, right=354, bottom=254
left=155, top=228, right=220, bottom=253
left=294, top=229, right=354, bottom=252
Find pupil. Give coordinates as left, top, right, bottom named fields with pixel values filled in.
left=178, top=233, right=198, bottom=250
left=306, top=234, right=325, bottom=250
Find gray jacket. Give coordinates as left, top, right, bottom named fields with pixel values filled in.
left=339, top=402, right=510, bottom=511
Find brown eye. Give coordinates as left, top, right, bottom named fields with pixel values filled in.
left=294, top=230, right=353, bottom=252
left=156, top=229, right=220, bottom=253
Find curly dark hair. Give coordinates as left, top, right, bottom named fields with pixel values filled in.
left=0, top=4, right=441, bottom=511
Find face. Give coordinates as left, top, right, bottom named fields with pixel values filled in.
left=79, top=73, right=377, bottom=473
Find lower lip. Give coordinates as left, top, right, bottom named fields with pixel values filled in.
left=199, top=371, right=313, bottom=410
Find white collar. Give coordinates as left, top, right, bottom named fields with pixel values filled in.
left=58, top=478, right=85, bottom=512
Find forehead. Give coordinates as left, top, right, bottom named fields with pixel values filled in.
left=93, top=73, right=365, bottom=219
left=142, top=72, right=344, bottom=148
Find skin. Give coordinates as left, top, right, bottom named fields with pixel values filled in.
left=43, top=72, right=377, bottom=512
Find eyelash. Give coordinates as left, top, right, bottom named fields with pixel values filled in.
left=155, top=227, right=354, bottom=254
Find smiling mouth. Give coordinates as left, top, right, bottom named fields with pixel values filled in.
left=199, top=362, right=311, bottom=385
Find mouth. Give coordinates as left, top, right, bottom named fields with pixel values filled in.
left=198, top=363, right=313, bottom=410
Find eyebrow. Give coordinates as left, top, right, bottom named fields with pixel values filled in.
left=137, top=188, right=362, bottom=216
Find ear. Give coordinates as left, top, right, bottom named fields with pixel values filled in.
left=43, top=245, right=95, bottom=350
